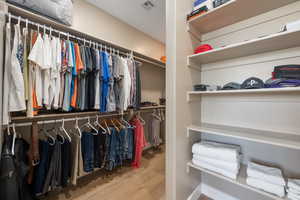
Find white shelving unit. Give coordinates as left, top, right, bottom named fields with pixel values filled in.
left=185, top=1, right=300, bottom=199
left=187, top=29, right=300, bottom=67
left=187, top=123, right=300, bottom=150
left=187, top=162, right=287, bottom=200
left=187, top=0, right=298, bottom=34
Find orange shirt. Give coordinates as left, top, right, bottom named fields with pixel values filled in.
left=74, top=43, right=83, bottom=72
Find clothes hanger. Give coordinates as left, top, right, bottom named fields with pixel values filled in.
left=41, top=121, right=56, bottom=145
left=137, top=111, right=146, bottom=125
left=81, top=116, right=98, bottom=135
left=110, top=119, right=120, bottom=132
left=11, top=123, right=17, bottom=155
left=25, top=19, right=28, bottom=31
left=101, top=119, right=111, bottom=135
left=75, top=117, right=82, bottom=138
left=8, top=13, right=11, bottom=25
left=43, top=24, right=46, bottom=37
left=49, top=26, right=52, bottom=38
left=152, top=109, right=161, bottom=121
left=114, top=118, right=125, bottom=130
left=94, top=115, right=107, bottom=134
left=53, top=119, right=64, bottom=144
left=60, top=118, right=72, bottom=142
left=17, top=16, right=21, bottom=26
left=121, top=115, right=132, bottom=128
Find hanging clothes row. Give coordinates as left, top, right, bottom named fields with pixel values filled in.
left=0, top=114, right=147, bottom=199
left=2, top=16, right=142, bottom=125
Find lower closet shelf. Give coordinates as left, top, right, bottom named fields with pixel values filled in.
left=187, top=162, right=288, bottom=200
left=187, top=123, right=300, bottom=150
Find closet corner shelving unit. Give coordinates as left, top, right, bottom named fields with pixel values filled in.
left=185, top=0, right=300, bottom=199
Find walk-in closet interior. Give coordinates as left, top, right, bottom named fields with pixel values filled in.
left=0, top=0, right=166, bottom=200
left=167, top=0, right=300, bottom=200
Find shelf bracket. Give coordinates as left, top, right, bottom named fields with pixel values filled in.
left=187, top=164, right=191, bottom=173
left=187, top=23, right=202, bottom=43
left=187, top=128, right=190, bottom=138
left=187, top=58, right=201, bottom=71
left=187, top=93, right=201, bottom=103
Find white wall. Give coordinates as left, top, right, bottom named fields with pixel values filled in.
left=166, top=0, right=202, bottom=199
left=72, top=0, right=165, bottom=61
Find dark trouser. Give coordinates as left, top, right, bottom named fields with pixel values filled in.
left=33, top=140, right=51, bottom=195
left=81, top=132, right=94, bottom=172
left=61, top=141, right=71, bottom=187
left=94, top=131, right=107, bottom=168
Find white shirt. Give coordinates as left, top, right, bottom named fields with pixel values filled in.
left=48, top=36, right=58, bottom=109
left=28, top=33, right=44, bottom=107
left=123, top=58, right=132, bottom=110
left=9, top=24, right=26, bottom=112
left=42, top=34, right=52, bottom=106
left=119, top=57, right=131, bottom=111
left=53, top=38, right=62, bottom=109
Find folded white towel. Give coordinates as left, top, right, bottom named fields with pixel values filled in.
left=246, top=177, right=285, bottom=197
left=193, top=154, right=240, bottom=172
left=192, top=158, right=239, bottom=180
left=289, top=179, right=300, bottom=192
left=192, top=141, right=241, bottom=162
left=288, top=188, right=300, bottom=196
left=288, top=192, right=300, bottom=200
left=247, top=162, right=285, bottom=186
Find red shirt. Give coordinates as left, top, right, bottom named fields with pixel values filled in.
left=131, top=118, right=147, bottom=168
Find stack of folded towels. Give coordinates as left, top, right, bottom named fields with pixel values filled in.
left=192, top=141, right=241, bottom=180
left=287, top=179, right=300, bottom=200
left=246, top=162, right=286, bottom=197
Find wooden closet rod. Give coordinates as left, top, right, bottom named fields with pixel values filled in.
left=5, top=3, right=166, bottom=69
left=10, top=106, right=166, bottom=124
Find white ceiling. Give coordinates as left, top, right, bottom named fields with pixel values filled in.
left=86, top=0, right=166, bottom=43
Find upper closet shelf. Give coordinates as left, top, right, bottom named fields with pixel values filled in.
left=187, top=87, right=300, bottom=102
left=187, top=0, right=298, bottom=34
left=187, top=123, right=300, bottom=150
left=187, top=29, right=300, bottom=66
left=187, top=162, right=288, bottom=200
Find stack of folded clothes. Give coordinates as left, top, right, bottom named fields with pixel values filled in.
left=246, top=162, right=286, bottom=197
left=192, top=141, right=241, bottom=180
left=287, top=179, right=300, bottom=200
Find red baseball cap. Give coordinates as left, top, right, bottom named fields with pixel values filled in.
left=194, top=44, right=213, bottom=54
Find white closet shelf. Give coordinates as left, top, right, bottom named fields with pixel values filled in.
left=187, top=87, right=300, bottom=100
left=187, top=123, right=300, bottom=150
left=187, top=0, right=298, bottom=34
left=187, top=29, right=300, bottom=66
left=187, top=162, right=288, bottom=200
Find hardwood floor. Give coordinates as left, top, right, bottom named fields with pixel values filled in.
left=45, top=148, right=165, bottom=200
left=199, top=195, right=213, bottom=200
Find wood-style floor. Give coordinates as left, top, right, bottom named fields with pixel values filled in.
left=45, top=148, right=165, bottom=200
left=199, top=195, right=213, bottom=200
